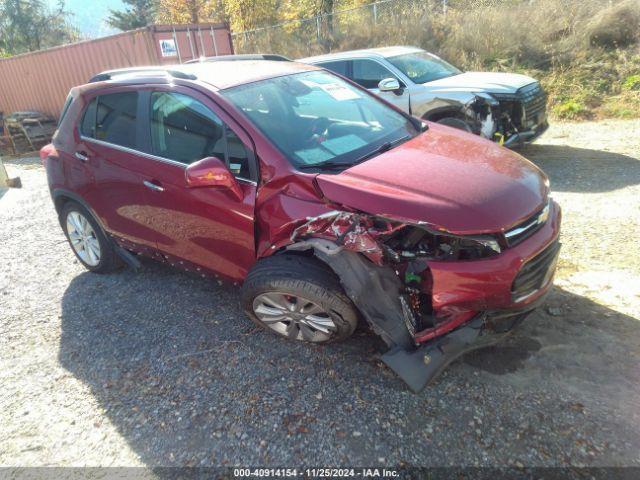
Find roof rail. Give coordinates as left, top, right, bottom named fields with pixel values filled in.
left=89, top=67, right=197, bottom=83
left=184, top=53, right=291, bottom=64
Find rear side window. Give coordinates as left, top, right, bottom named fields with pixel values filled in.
left=319, top=60, right=348, bottom=77
left=96, top=93, right=138, bottom=148
left=80, top=92, right=138, bottom=149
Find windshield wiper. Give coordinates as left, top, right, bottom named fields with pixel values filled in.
left=297, top=160, right=351, bottom=171
left=298, top=135, right=412, bottom=172
left=352, top=134, right=412, bottom=165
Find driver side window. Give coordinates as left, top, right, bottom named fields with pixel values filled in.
left=352, top=59, right=398, bottom=89
left=149, top=92, right=252, bottom=180
left=150, top=92, right=225, bottom=164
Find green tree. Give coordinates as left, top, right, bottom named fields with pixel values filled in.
left=107, top=0, right=156, bottom=31
left=156, top=0, right=223, bottom=24
left=155, top=0, right=276, bottom=31
left=223, top=0, right=277, bottom=31
left=0, top=0, right=78, bottom=54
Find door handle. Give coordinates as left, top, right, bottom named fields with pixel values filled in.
left=74, top=151, right=89, bottom=162
left=143, top=180, right=164, bottom=192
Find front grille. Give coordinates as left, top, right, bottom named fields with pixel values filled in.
left=504, top=201, right=550, bottom=247
left=511, top=240, right=561, bottom=302
left=493, top=82, right=546, bottom=129
left=519, top=82, right=546, bottom=123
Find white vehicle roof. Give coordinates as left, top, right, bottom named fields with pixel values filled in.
left=299, top=46, right=424, bottom=64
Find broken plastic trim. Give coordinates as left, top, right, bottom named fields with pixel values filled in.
left=463, top=94, right=499, bottom=140
left=287, top=238, right=415, bottom=349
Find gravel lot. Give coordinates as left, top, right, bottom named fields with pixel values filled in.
left=1, top=119, right=639, bottom=468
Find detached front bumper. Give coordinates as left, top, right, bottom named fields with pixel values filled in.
left=383, top=200, right=561, bottom=391
left=382, top=300, right=542, bottom=392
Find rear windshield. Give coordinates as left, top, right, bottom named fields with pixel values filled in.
left=388, top=51, right=461, bottom=84
left=221, top=71, right=416, bottom=170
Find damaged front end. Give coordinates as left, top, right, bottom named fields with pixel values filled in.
left=428, top=87, right=549, bottom=148
left=466, top=88, right=549, bottom=147
left=286, top=209, right=552, bottom=391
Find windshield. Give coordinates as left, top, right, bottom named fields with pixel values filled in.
left=388, top=51, right=461, bottom=84
left=221, top=71, right=417, bottom=171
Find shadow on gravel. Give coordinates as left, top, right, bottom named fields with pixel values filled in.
left=519, top=144, right=640, bottom=193
left=58, top=262, right=640, bottom=466
left=463, top=336, right=542, bottom=375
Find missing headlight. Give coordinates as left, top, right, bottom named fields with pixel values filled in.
left=384, top=225, right=501, bottom=261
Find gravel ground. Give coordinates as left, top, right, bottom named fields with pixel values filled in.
left=1, top=119, right=639, bottom=468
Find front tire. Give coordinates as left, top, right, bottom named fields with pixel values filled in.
left=241, top=255, right=359, bottom=344
left=60, top=201, right=121, bottom=273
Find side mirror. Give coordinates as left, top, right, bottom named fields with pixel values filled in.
left=185, top=156, right=243, bottom=200
left=378, top=77, right=401, bottom=92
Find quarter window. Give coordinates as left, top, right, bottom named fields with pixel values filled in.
left=352, top=59, right=397, bottom=89
left=80, top=98, right=98, bottom=137
left=58, top=95, right=73, bottom=127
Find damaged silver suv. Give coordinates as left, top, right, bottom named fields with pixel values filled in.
left=300, top=46, right=548, bottom=147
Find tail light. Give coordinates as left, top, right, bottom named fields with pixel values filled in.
left=40, top=143, right=57, bottom=164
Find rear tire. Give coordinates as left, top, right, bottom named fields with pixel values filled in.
left=241, top=254, right=359, bottom=344
left=436, top=116, right=473, bottom=132
left=60, top=201, right=121, bottom=273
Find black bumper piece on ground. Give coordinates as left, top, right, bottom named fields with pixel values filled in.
left=504, top=121, right=549, bottom=148
left=381, top=309, right=534, bottom=392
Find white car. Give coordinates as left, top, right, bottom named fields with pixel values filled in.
left=300, top=46, right=548, bottom=147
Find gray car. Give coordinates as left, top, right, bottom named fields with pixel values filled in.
left=299, top=46, right=548, bottom=147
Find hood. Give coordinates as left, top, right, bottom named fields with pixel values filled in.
left=315, top=124, right=548, bottom=234
left=425, top=72, right=537, bottom=94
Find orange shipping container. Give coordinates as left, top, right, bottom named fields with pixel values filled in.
left=0, top=23, right=233, bottom=118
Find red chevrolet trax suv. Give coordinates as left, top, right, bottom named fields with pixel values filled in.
left=42, top=61, right=561, bottom=391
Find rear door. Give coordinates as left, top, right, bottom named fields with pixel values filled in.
left=75, top=89, right=159, bottom=254
left=134, top=86, right=258, bottom=281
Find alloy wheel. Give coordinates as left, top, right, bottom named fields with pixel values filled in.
left=66, top=211, right=101, bottom=267
left=252, top=292, right=337, bottom=342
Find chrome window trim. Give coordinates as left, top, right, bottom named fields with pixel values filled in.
left=80, top=136, right=257, bottom=186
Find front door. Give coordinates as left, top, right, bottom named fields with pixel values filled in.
left=134, top=87, right=257, bottom=281
left=351, top=59, right=411, bottom=113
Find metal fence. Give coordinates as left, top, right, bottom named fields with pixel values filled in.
left=230, top=0, right=538, bottom=58
left=231, top=0, right=431, bottom=57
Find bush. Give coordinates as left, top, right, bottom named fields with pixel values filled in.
left=586, top=0, right=640, bottom=49
left=623, top=74, right=640, bottom=91
left=553, top=99, right=587, bottom=119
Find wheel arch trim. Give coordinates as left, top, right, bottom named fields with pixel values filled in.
left=52, top=189, right=109, bottom=237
